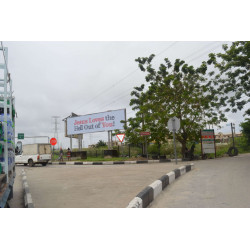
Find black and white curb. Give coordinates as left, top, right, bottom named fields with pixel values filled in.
left=21, top=169, right=34, bottom=208
left=127, top=163, right=194, bottom=208
left=50, top=159, right=172, bottom=166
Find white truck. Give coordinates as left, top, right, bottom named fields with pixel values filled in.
left=15, top=143, right=51, bottom=167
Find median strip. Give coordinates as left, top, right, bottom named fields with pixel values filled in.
left=127, top=163, right=194, bottom=208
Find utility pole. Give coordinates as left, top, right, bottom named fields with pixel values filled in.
left=231, top=123, right=235, bottom=147
left=52, top=116, right=60, bottom=150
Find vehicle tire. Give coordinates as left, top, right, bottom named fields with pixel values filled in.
left=228, top=147, right=238, bottom=157
left=28, top=159, right=34, bottom=167
left=42, top=163, right=47, bottom=166
left=24, top=163, right=27, bottom=166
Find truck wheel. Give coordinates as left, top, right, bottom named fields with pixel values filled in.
left=28, top=159, right=34, bottom=167
left=24, top=164, right=27, bottom=166
left=42, top=163, right=47, bottom=166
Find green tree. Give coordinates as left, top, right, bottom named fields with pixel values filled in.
left=207, top=41, right=250, bottom=116
left=95, top=140, right=107, bottom=148
left=240, top=118, right=250, bottom=145
left=126, top=55, right=227, bottom=157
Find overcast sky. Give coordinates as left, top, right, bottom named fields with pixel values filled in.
left=2, top=41, right=248, bottom=148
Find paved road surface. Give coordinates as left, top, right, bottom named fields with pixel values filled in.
left=22, top=162, right=186, bottom=208
left=150, top=153, right=250, bottom=208
left=8, top=167, right=24, bottom=208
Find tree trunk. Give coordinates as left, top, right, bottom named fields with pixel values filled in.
left=157, top=142, right=161, bottom=156
left=181, top=141, right=187, bottom=158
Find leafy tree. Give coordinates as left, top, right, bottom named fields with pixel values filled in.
left=240, top=118, right=250, bottom=145
left=125, top=55, right=227, bottom=157
left=207, top=41, right=250, bottom=116
left=95, top=140, right=107, bottom=148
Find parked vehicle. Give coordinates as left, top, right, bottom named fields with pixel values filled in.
left=15, top=143, right=52, bottom=167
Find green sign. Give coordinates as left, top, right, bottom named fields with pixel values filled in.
left=18, top=133, right=24, bottom=139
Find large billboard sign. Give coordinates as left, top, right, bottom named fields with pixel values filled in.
left=67, top=109, right=126, bottom=135
left=201, top=129, right=216, bottom=154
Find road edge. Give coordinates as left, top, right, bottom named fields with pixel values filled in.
left=21, top=169, right=34, bottom=208
left=49, top=158, right=188, bottom=166
left=127, top=163, right=194, bottom=208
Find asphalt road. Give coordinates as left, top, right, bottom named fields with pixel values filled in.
left=8, top=167, right=24, bottom=208
left=21, top=161, right=186, bottom=208
left=149, top=153, right=250, bottom=208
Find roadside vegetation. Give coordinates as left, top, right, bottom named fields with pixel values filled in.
left=52, top=42, right=250, bottom=162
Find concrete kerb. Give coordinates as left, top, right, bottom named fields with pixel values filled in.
left=50, top=158, right=172, bottom=166
left=127, top=163, right=194, bottom=208
left=21, top=169, right=34, bottom=208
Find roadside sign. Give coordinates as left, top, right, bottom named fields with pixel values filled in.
left=18, top=133, right=24, bottom=140
left=116, top=134, right=125, bottom=143
left=50, top=137, right=57, bottom=146
left=140, top=131, right=151, bottom=136
left=167, top=117, right=180, bottom=132
left=201, top=129, right=216, bottom=154
left=167, top=117, right=180, bottom=165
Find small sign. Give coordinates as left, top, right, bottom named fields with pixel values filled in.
left=116, top=134, right=125, bottom=143
left=168, top=117, right=180, bottom=132
left=18, top=133, right=24, bottom=139
left=140, top=131, right=151, bottom=136
left=201, top=129, right=215, bottom=154
left=50, top=137, right=57, bottom=146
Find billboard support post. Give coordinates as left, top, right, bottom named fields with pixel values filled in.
left=110, top=130, right=113, bottom=149
left=108, top=131, right=110, bottom=149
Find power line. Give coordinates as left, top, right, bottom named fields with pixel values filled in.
left=187, top=43, right=223, bottom=63
left=77, top=42, right=180, bottom=114
left=63, top=42, right=179, bottom=117
left=91, top=43, right=225, bottom=113
left=183, top=41, right=220, bottom=61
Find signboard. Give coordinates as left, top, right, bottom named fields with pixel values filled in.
left=168, top=117, right=180, bottom=132
left=140, top=131, right=151, bottom=136
left=50, top=137, right=57, bottom=146
left=201, top=129, right=216, bottom=154
left=67, top=109, right=126, bottom=135
left=18, top=133, right=24, bottom=139
left=116, top=134, right=125, bottom=143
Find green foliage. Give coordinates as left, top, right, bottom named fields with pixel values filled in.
left=240, top=118, right=250, bottom=144
left=207, top=41, right=250, bottom=116
left=95, top=140, right=107, bottom=148
left=125, top=55, right=227, bottom=157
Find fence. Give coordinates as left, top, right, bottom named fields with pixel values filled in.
left=51, top=137, right=250, bottom=161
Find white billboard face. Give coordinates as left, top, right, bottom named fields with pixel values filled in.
left=67, top=109, right=126, bottom=135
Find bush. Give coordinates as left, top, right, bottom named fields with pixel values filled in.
left=95, top=140, right=107, bottom=148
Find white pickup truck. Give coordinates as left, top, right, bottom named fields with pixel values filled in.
left=15, top=143, right=51, bottom=167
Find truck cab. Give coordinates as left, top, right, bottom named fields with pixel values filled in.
left=15, top=143, right=51, bottom=167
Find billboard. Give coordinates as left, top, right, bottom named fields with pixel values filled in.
left=67, top=109, right=126, bottom=135
left=201, top=129, right=216, bottom=154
